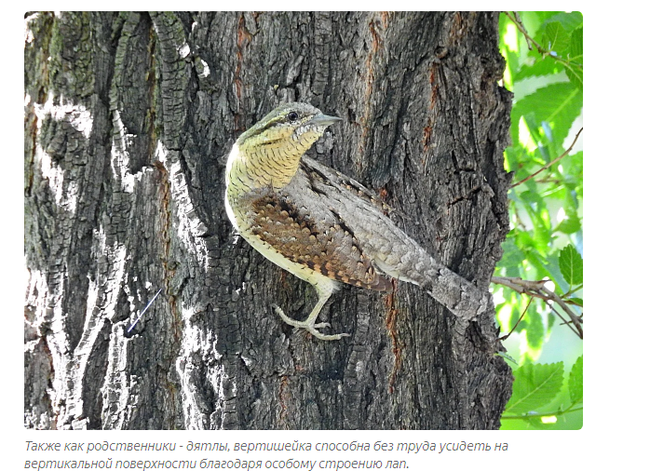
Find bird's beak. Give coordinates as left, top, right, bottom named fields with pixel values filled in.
left=309, top=113, right=343, bottom=127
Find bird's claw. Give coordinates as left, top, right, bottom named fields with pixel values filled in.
left=272, top=304, right=349, bottom=341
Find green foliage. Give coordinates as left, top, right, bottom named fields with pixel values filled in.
left=568, top=356, right=583, bottom=404
left=502, top=357, right=583, bottom=429
left=496, top=12, right=583, bottom=430
left=559, top=244, right=583, bottom=287
left=506, top=362, right=565, bottom=415
left=510, top=82, right=582, bottom=153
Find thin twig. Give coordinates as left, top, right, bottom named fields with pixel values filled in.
left=544, top=298, right=581, bottom=338
left=511, top=127, right=583, bottom=188
left=499, top=296, right=533, bottom=342
left=492, top=276, right=583, bottom=339
left=505, top=11, right=547, bottom=56
left=512, top=12, right=534, bottom=51
left=540, top=285, right=583, bottom=337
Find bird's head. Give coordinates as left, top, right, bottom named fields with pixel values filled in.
left=227, top=103, right=341, bottom=192
left=237, top=102, right=342, bottom=154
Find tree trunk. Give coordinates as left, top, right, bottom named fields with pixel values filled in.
left=24, top=11, right=512, bottom=430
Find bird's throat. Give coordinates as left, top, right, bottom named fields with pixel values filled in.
left=226, top=141, right=307, bottom=198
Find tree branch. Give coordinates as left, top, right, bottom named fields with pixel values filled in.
left=492, top=276, right=583, bottom=338
left=499, top=297, right=532, bottom=342
left=511, top=127, right=583, bottom=188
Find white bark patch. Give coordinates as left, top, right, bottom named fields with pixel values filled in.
left=29, top=92, right=93, bottom=212
left=156, top=140, right=210, bottom=271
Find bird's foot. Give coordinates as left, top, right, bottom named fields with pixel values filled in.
left=271, top=304, right=350, bottom=341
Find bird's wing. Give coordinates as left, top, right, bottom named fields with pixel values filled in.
left=301, top=156, right=393, bottom=214
left=243, top=183, right=392, bottom=292
left=295, top=157, right=434, bottom=285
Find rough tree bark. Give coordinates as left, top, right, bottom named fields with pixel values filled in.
left=24, top=11, right=513, bottom=430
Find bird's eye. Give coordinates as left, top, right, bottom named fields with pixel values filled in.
left=287, top=111, right=299, bottom=122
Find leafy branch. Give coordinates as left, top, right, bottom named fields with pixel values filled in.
left=511, top=127, right=583, bottom=188
left=492, top=276, right=583, bottom=338
left=497, top=10, right=583, bottom=430
left=503, top=11, right=583, bottom=86
left=501, top=357, right=583, bottom=429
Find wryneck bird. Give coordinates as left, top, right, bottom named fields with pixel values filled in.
left=225, top=102, right=489, bottom=340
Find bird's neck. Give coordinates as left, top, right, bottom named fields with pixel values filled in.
left=226, top=136, right=313, bottom=198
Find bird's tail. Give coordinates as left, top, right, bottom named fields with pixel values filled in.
left=373, top=238, right=491, bottom=320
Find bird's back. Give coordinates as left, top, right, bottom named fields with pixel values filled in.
left=290, top=157, right=438, bottom=287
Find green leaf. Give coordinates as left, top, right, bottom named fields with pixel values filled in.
left=525, top=309, right=545, bottom=351
left=556, top=213, right=581, bottom=234
left=497, top=236, right=527, bottom=271
left=546, top=312, right=556, bottom=334
left=519, top=190, right=552, bottom=249
left=540, top=12, right=583, bottom=37
left=497, top=14, right=583, bottom=395
left=570, top=27, right=583, bottom=62
left=543, top=22, right=570, bottom=55
left=559, top=151, right=584, bottom=195
left=568, top=297, right=583, bottom=307
left=496, top=351, right=518, bottom=366
left=512, top=82, right=583, bottom=150
left=545, top=252, right=570, bottom=293
left=569, top=356, right=583, bottom=403
left=559, top=245, right=583, bottom=285
left=515, top=57, right=563, bottom=81
left=506, top=362, right=565, bottom=414
left=508, top=304, right=522, bottom=332
left=566, top=27, right=583, bottom=89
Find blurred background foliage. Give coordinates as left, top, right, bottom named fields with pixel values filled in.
left=494, top=11, right=583, bottom=430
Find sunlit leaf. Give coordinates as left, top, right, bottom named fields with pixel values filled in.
left=511, top=82, right=582, bottom=150
left=498, top=11, right=583, bottom=431
left=543, top=22, right=570, bottom=55
left=559, top=245, right=583, bottom=285
left=569, top=356, right=583, bottom=403
left=545, top=252, right=570, bottom=293
left=556, top=213, right=581, bottom=234
left=505, top=362, right=565, bottom=414
left=525, top=309, right=545, bottom=350
left=567, top=27, right=583, bottom=88
left=540, top=12, right=583, bottom=35
left=516, top=57, right=563, bottom=81
left=568, top=297, right=583, bottom=307
left=496, top=351, right=519, bottom=366
left=497, top=237, right=527, bottom=272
